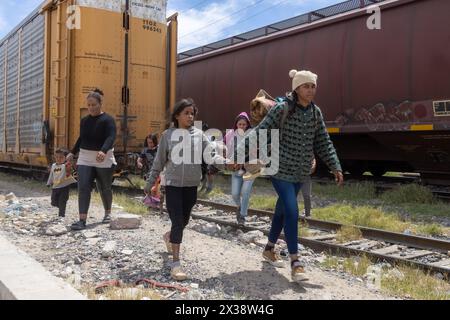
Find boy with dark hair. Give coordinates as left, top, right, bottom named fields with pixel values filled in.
left=47, top=148, right=77, bottom=218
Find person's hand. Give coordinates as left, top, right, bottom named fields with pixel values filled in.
left=96, top=151, right=106, bottom=163
left=66, top=153, right=74, bottom=162
left=311, top=158, right=317, bottom=174
left=137, top=161, right=143, bottom=169
left=333, top=171, right=344, bottom=186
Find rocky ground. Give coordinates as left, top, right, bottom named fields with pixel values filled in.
left=0, top=177, right=399, bottom=300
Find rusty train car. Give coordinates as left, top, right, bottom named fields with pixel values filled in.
left=177, top=0, right=450, bottom=184
left=0, top=0, right=178, bottom=175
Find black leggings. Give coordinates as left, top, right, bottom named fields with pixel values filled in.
left=77, top=165, right=114, bottom=214
left=165, top=186, right=197, bottom=244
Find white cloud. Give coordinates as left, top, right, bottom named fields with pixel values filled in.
left=170, top=0, right=247, bottom=52
left=170, top=0, right=329, bottom=53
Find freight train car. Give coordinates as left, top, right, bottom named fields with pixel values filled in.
left=0, top=0, right=178, bottom=176
left=177, top=0, right=450, bottom=184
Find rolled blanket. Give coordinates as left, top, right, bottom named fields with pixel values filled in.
left=249, top=89, right=277, bottom=126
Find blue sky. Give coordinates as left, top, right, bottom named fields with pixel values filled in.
left=0, top=0, right=343, bottom=52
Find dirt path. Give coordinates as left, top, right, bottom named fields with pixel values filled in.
left=0, top=177, right=396, bottom=300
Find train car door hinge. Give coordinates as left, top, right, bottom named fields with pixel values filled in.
left=123, top=12, right=130, bottom=30
left=122, top=86, right=130, bottom=105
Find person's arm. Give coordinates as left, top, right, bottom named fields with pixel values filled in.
left=100, top=116, right=117, bottom=153
left=202, top=133, right=232, bottom=170
left=46, top=165, right=54, bottom=186
left=313, top=107, right=343, bottom=185
left=70, top=137, right=81, bottom=156
left=144, top=132, right=169, bottom=193
left=236, top=103, right=283, bottom=161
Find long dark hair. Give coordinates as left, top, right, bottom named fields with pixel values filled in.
left=144, top=133, right=158, bottom=148
left=172, top=98, right=198, bottom=128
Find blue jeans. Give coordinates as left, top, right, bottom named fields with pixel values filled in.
left=269, top=178, right=303, bottom=255
left=231, top=172, right=254, bottom=217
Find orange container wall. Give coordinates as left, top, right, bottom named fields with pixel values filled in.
left=128, top=16, right=168, bottom=147
left=68, top=6, right=125, bottom=151
left=0, top=0, right=174, bottom=170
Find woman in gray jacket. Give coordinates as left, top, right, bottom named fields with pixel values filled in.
left=144, top=98, right=228, bottom=281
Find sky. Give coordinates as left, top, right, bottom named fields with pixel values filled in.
left=0, top=0, right=343, bottom=52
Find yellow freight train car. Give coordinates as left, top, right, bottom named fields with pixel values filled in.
left=0, top=0, right=177, bottom=176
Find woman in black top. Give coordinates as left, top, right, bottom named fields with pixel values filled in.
left=67, top=89, right=117, bottom=230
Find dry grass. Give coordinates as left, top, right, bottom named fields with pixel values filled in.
left=320, top=255, right=450, bottom=300
left=314, top=205, right=409, bottom=233
left=80, top=284, right=164, bottom=300
left=381, top=267, right=450, bottom=300
left=336, top=226, right=363, bottom=243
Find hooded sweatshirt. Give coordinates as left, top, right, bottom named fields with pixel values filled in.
left=224, top=112, right=251, bottom=160
left=144, top=126, right=227, bottom=192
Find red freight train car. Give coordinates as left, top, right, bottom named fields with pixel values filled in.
left=176, top=0, right=450, bottom=184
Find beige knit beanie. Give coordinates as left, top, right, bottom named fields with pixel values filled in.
left=289, top=69, right=318, bottom=91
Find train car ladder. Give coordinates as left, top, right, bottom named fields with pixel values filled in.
left=53, top=0, right=72, bottom=150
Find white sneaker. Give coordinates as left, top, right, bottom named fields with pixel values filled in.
left=171, top=265, right=187, bottom=281
left=291, top=262, right=308, bottom=282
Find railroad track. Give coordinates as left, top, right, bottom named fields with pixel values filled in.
left=214, top=172, right=450, bottom=202
left=112, top=185, right=450, bottom=277
left=193, top=200, right=450, bottom=277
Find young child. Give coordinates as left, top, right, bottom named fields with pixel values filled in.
left=47, top=148, right=77, bottom=218
left=144, top=98, right=230, bottom=281
left=137, top=133, right=158, bottom=180
left=224, top=112, right=254, bottom=224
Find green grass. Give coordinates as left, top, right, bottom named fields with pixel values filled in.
left=414, top=223, right=445, bottom=237
left=321, top=255, right=372, bottom=276
left=388, top=203, right=450, bottom=219
left=320, top=255, right=450, bottom=300
left=381, top=267, right=450, bottom=300
left=89, top=191, right=148, bottom=215
left=381, top=184, right=436, bottom=205
left=314, top=205, right=409, bottom=233
left=383, top=172, right=403, bottom=177
left=0, top=172, right=48, bottom=192
left=314, top=182, right=376, bottom=201
left=198, top=187, right=226, bottom=200
left=249, top=195, right=278, bottom=211
left=232, top=188, right=447, bottom=237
